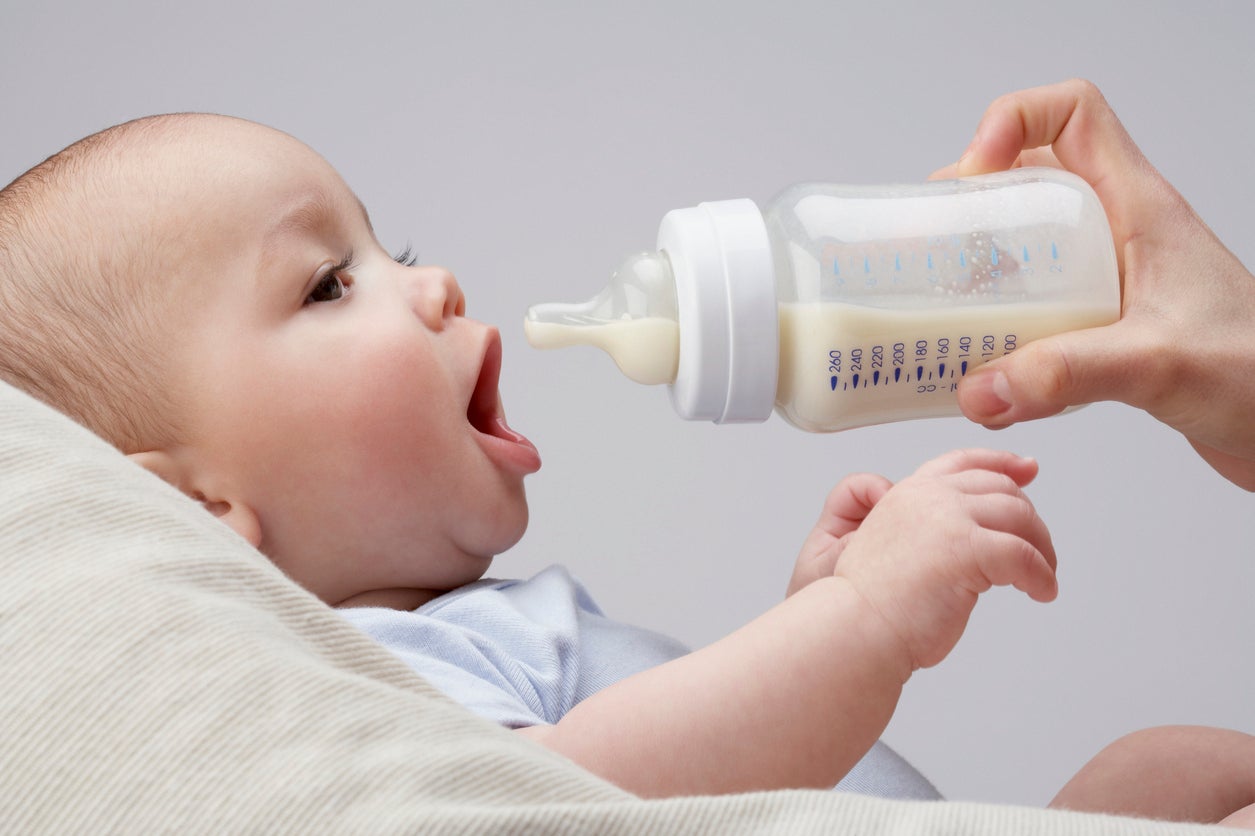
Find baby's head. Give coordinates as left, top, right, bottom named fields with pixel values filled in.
left=0, top=115, right=540, bottom=608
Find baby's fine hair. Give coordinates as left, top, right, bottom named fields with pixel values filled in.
left=0, top=116, right=187, bottom=452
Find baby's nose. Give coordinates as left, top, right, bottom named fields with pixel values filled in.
left=408, top=266, right=465, bottom=329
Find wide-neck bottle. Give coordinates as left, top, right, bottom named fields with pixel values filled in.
left=525, top=168, right=1120, bottom=432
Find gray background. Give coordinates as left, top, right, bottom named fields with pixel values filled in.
left=3, top=0, right=1252, bottom=809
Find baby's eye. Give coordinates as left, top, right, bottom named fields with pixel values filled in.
left=305, top=252, right=355, bottom=305
left=306, top=272, right=348, bottom=304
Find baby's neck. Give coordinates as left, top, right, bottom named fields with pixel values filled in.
left=334, top=587, right=440, bottom=611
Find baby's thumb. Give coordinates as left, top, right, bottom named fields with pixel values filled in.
left=957, top=327, right=1131, bottom=427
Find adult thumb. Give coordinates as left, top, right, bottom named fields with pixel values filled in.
left=957, top=324, right=1134, bottom=427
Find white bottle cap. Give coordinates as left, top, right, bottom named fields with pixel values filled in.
left=657, top=199, right=779, bottom=423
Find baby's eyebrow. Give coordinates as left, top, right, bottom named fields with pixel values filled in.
left=264, top=187, right=374, bottom=247
left=259, top=188, right=371, bottom=292
left=266, top=188, right=338, bottom=244
left=356, top=196, right=375, bottom=233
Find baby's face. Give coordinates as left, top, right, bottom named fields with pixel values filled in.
left=146, top=118, right=539, bottom=606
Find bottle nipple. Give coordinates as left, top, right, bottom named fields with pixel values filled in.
left=524, top=251, right=680, bottom=386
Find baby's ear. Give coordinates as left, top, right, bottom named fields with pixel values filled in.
left=126, top=450, right=185, bottom=489
left=126, top=450, right=263, bottom=548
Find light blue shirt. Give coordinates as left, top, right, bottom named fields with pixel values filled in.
left=342, top=565, right=940, bottom=800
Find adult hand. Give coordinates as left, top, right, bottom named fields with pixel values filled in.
left=934, top=79, right=1255, bottom=491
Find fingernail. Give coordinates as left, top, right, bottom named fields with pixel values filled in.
left=969, top=369, right=1013, bottom=418
left=990, top=370, right=1012, bottom=407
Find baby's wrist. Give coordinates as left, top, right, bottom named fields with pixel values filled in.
left=811, top=576, right=916, bottom=686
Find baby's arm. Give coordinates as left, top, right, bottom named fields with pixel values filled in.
left=520, top=448, right=1057, bottom=797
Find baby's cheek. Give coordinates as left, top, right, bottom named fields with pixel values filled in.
left=339, top=349, right=455, bottom=464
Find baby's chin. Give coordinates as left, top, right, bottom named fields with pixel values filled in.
left=478, top=489, right=532, bottom=557
left=355, top=493, right=532, bottom=605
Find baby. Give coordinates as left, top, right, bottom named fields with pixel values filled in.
left=0, top=114, right=1247, bottom=823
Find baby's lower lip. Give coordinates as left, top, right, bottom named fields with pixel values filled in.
left=475, top=414, right=541, bottom=475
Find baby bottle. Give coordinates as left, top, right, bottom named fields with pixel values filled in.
left=525, top=168, right=1120, bottom=432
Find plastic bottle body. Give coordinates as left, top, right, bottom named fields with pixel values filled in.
left=525, top=168, right=1120, bottom=432
left=765, top=169, right=1120, bottom=431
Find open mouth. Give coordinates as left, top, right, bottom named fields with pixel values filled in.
left=467, top=330, right=541, bottom=473
left=468, top=331, right=507, bottom=437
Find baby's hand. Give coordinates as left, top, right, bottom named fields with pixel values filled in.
left=788, top=471, right=894, bottom=596
left=810, top=449, right=1057, bottom=671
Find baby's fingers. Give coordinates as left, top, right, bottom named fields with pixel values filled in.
left=913, top=448, right=1039, bottom=488
left=789, top=473, right=894, bottom=596
left=969, top=527, right=1059, bottom=603
left=968, top=491, right=1057, bottom=572
left=813, top=472, right=894, bottom=540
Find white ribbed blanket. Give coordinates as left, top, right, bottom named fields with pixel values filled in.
left=0, top=381, right=1222, bottom=834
